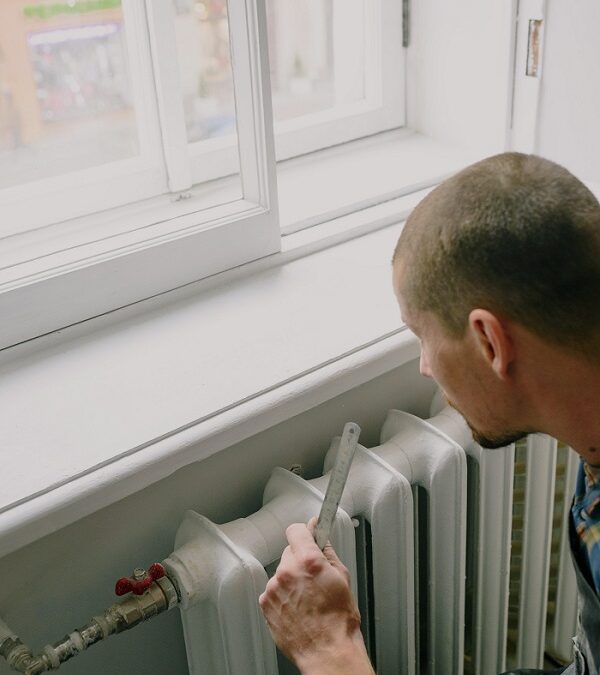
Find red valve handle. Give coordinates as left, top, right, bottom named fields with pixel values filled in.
left=115, top=563, right=166, bottom=596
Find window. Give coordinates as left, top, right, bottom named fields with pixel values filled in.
left=266, top=0, right=404, bottom=159
left=0, top=0, right=404, bottom=350
left=0, top=0, right=166, bottom=232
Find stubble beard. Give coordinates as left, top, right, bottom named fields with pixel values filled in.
left=445, top=398, right=530, bottom=450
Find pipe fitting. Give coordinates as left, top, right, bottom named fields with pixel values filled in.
left=0, top=638, right=49, bottom=675
left=0, top=573, right=179, bottom=673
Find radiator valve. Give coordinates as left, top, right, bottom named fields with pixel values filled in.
left=115, top=562, right=167, bottom=596
left=0, top=566, right=178, bottom=674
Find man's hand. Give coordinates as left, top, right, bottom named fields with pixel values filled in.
left=258, top=518, right=374, bottom=675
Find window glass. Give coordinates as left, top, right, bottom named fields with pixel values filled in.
left=173, top=0, right=237, bottom=144
left=0, top=0, right=138, bottom=189
left=265, top=0, right=366, bottom=124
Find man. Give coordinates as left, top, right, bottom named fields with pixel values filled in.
left=259, top=153, right=600, bottom=674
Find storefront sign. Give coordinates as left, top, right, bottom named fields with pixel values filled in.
left=24, top=0, right=121, bottom=20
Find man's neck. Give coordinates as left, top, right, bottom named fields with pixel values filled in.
left=525, top=343, right=600, bottom=467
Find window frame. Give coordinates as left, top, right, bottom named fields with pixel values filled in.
left=0, top=0, right=279, bottom=351
left=272, top=0, right=406, bottom=161
left=0, top=0, right=407, bottom=352
left=0, top=0, right=167, bottom=235
left=183, top=0, right=406, bottom=177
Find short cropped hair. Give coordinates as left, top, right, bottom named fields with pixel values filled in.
left=393, top=152, right=600, bottom=359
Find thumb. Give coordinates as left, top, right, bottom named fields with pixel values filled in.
left=308, top=516, right=343, bottom=567
left=323, top=541, right=351, bottom=584
left=322, top=541, right=345, bottom=569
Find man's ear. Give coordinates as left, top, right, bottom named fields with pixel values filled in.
left=468, top=309, right=514, bottom=379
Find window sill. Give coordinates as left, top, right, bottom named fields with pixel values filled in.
left=0, top=129, right=481, bottom=272
left=0, top=133, right=481, bottom=557
left=0, top=130, right=479, bottom=353
left=0, top=207, right=421, bottom=557
left=277, top=129, right=483, bottom=234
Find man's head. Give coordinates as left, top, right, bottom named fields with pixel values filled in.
left=393, top=152, right=600, bottom=448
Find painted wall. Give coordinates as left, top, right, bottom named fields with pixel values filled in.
left=406, top=0, right=514, bottom=157
left=536, top=0, right=600, bottom=184
left=407, top=0, right=600, bottom=186
left=0, top=358, right=435, bottom=675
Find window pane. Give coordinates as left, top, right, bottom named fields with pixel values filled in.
left=266, top=0, right=366, bottom=124
left=0, top=0, right=138, bottom=189
left=173, top=0, right=237, bottom=145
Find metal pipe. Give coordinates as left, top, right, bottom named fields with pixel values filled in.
left=0, top=576, right=178, bottom=674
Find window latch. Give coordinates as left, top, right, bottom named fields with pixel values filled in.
left=526, top=18, right=544, bottom=77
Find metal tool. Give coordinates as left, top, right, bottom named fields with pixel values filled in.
left=314, top=422, right=361, bottom=550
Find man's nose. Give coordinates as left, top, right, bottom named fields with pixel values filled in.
left=419, top=349, right=432, bottom=378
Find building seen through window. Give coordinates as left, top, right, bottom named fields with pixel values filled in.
left=0, top=0, right=137, bottom=188
left=173, top=0, right=366, bottom=144
left=1, top=0, right=369, bottom=191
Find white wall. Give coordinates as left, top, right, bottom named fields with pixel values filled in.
left=0, top=359, right=435, bottom=675
left=408, top=0, right=600, bottom=186
left=536, top=0, right=600, bottom=184
left=407, top=0, right=515, bottom=157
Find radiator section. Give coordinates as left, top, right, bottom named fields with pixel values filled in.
left=427, top=403, right=514, bottom=675
left=380, top=410, right=467, bottom=675
left=517, top=435, right=557, bottom=668
left=322, top=440, right=416, bottom=673
left=507, top=439, right=577, bottom=671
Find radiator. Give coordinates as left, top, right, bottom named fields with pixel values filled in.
left=163, top=402, right=578, bottom=675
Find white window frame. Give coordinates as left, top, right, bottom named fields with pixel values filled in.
left=0, top=0, right=279, bottom=351
left=273, top=0, right=405, bottom=160
left=0, top=0, right=167, bottom=235
left=0, top=0, right=406, bottom=352
left=508, top=0, right=547, bottom=153
left=186, top=0, right=406, bottom=180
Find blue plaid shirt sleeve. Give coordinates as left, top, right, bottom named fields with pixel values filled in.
left=571, top=460, right=600, bottom=597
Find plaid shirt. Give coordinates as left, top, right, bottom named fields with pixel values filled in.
left=572, top=460, right=600, bottom=598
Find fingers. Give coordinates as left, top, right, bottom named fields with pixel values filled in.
left=322, top=541, right=342, bottom=565
left=323, top=541, right=351, bottom=583
left=259, top=574, right=280, bottom=609
left=280, top=543, right=295, bottom=567
left=284, top=521, right=351, bottom=584
left=305, top=516, right=342, bottom=571
left=260, top=524, right=356, bottom=657
left=276, top=545, right=298, bottom=587
left=286, top=522, right=321, bottom=553
left=288, top=523, right=332, bottom=576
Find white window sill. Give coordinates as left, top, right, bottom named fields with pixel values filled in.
left=0, top=130, right=481, bottom=354
left=0, top=133, right=482, bottom=557
left=0, top=130, right=481, bottom=273
left=0, top=204, right=418, bottom=557
left=277, top=129, right=482, bottom=234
